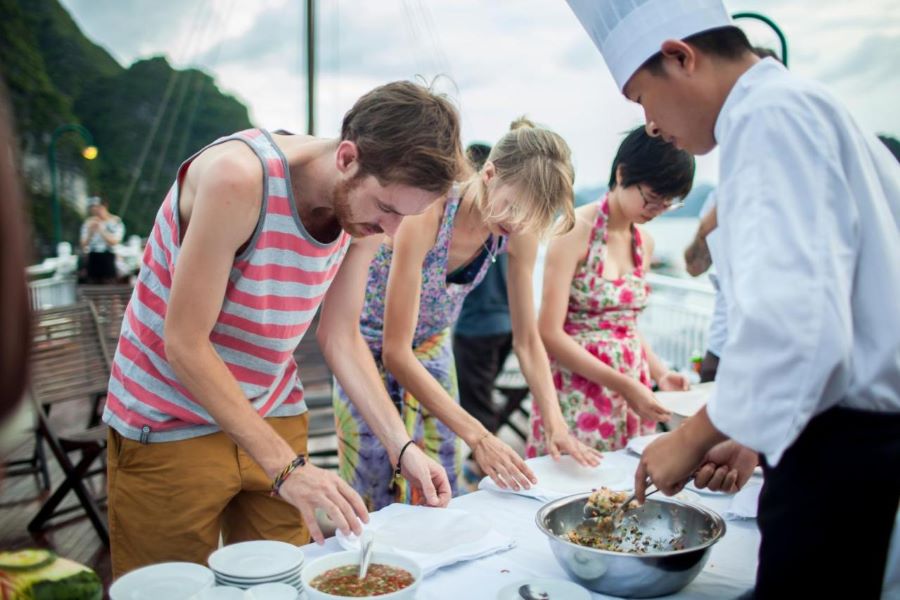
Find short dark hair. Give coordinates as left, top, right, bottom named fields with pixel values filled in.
left=465, top=142, right=492, bottom=171
left=608, top=127, right=695, bottom=200
left=340, top=80, right=463, bottom=195
left=752, top=46, right=780, bottom=62
left=641, top=26, right=753, bottom=76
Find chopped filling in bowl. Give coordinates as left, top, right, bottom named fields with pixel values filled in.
left=582, top=488, right=637, bottom=531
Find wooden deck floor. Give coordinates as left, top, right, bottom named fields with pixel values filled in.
left=0, top=429, right=113, bottom=588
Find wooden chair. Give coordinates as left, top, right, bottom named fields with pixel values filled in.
left=26, top=302, right=111, bottom=546
left=77, top=284, right=133, bottom=354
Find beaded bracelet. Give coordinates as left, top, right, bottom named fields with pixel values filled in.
left=270, top=454, right=307, bottom=497
left=389, top=440, right=416, bottom=493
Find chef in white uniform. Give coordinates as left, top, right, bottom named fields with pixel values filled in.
left=565, top=1, right=900, bottom=596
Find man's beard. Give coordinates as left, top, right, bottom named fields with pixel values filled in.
left=332, top=176, right=382, bottom=237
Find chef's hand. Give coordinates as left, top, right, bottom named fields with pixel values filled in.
left=545, top=420, right=603, bottom=467
left=635, top=407, right=727, bottom=502
left=693, top=440, right=758, bottom=493
left=623, top=381, right=671, bottom=423
left=657, top=371, right=690, bottom=391
left=634, top=427, right=706, bottom=502
left=472, top=433, right=537, bottom=491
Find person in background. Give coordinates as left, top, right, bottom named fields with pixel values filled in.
left=534, top=126, right=692, bottom=456
left=566, top=0, right=900, bottom=595
left=329, top=118, right=601, bottom=510
left=453, top=142, right=513, bottom=434
left=80, top=196, right=124, bottom=284
left=453, top=142, right=515, bottom=487
left=683, top=192, right=723, bottom=383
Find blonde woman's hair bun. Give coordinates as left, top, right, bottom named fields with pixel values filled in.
left=509, top=116, right=535, bottom=131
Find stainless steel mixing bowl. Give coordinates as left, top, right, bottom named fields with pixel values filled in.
left=535, top=492, right=726, bottom=598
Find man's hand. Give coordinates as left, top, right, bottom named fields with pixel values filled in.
left=693, top=440, right=758, bottom=493
left=635, top=427, right=706, bottom=501
left=277, top=462, right=369, bottom=544
left=399, top=444, right=452, bottom=507
left=635, top=407, right=727, bottom=501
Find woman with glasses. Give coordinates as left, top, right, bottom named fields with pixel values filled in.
left=528, top=126, right=695, bottom=456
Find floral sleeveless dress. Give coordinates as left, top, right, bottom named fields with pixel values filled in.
left=333, top=190, right=507, bottom=510
left=526, top=196, right=657, bottom=457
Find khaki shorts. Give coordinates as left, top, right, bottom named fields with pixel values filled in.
left=107, top=414, right=310, bottom=578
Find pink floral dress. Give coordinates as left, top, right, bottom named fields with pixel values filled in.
left=526, top=196, right=657, bottom=457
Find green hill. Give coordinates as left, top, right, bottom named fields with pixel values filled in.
left=1, top=0, right=253, bottom=255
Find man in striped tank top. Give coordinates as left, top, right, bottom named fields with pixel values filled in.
left=103, top=81, right=462, bottom=577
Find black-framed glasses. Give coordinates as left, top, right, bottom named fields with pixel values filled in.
left=637, top=184, right=684, bottom=213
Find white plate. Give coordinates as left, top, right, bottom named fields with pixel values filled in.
left=109, top=562, right=215, bottom=600
left=529, top=456, right=631, bottom=495
left=217, top=576, right=302, bottom=590
left=497, top=578, right=592, bottom=600
left=215, top=569, right=302, bottom=584
left=655, top=383, right=714, bottom=417
left=209, top=541, right=304, bottom=579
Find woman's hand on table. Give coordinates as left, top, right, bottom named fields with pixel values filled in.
left=472, top=433, right=538, bottom=491
left=657, top=371, right=690, bottom=392
left=400, top=444, right=453, bottom=508
left=278, top=462, right=369, bottom=545
left=693, top=440, right=758, bottom=493
left=623, top=381, right=672, bottom=423
left=545, top=423, right=603, bottom=467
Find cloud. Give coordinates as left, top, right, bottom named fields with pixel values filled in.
left=58, top=0, right=900, bottom=190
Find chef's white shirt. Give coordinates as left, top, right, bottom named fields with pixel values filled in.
left=707, top=59, right=900, bottom=466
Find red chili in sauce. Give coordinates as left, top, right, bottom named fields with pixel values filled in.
left=310, top=563, right=414, bottom=597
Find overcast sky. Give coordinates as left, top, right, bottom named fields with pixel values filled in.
left=59, top=0, right=900, bottom=189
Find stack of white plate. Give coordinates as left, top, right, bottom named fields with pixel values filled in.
left=208, top=541, right=305, bottom=594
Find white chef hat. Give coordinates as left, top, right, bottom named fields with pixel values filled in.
left=565, top=0, right=733, bottom=91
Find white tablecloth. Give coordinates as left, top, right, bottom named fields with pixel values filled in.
left=300, top=450, right=761, bottom=599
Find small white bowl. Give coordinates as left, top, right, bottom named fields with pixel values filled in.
left=301, top=550, right=421, bottom=600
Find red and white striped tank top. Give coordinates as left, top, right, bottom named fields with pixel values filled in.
left=102, top=129, right=351, bottom=442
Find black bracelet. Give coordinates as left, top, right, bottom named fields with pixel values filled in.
left=390, top=440, right=416, bottom=493
left=270, top=454, right=307, bottom=497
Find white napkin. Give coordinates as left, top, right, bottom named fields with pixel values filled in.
left=336, top=504, right=515, bottom=575
left=477, top=455, right=634, bottom=502
left=723, top=480, right=763, bottom=520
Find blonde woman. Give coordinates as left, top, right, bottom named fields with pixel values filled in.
left=327, top=118, right=601, bottom=510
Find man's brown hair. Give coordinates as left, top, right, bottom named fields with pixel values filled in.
left=340, top=80, right=463, bottom=195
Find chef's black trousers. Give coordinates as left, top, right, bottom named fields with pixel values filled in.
left=756, top=406, right=900, bottom=599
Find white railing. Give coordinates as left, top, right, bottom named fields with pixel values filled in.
left=640, top=273, right=716, bottom=371
left=28, top=276, right=78, bottom=310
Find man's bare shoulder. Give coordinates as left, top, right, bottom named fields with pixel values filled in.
left=176, top=140, right=267, bottom=247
